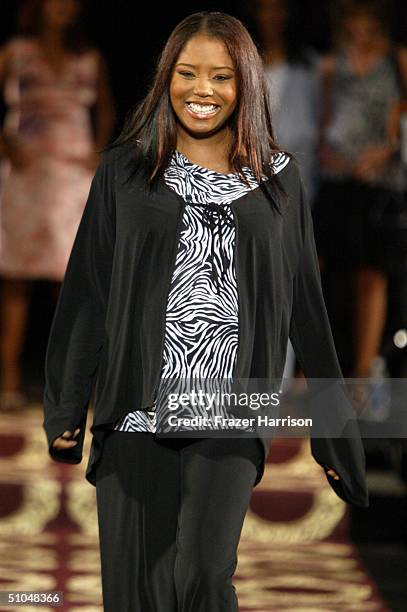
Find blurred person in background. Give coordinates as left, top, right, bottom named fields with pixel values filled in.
left=252, top=0, right=322, bottom=386
left=253, top=0, right=321, bottom=206
left=313, top=0, right=407, bottom=378
left=0, top=0, right=115, bottom=410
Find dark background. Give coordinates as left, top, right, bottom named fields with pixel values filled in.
left=1, top=0, right=407, bottom=135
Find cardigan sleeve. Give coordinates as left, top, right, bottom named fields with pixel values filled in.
left=42, top=152, right=115, bottom=465
left=289, top=173, right=369, bottom=508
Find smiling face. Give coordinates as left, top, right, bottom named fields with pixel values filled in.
left=169, top=33, right=238, bottom=138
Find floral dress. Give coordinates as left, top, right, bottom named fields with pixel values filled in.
left=0, top=36, right=101, bottom=280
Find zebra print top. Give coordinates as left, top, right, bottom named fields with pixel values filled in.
left=113, top=148, right=290, bottom=432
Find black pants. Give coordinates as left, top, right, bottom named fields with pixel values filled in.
left=95, top=431, right=263, bottom=612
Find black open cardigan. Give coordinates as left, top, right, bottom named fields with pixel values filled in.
left=42, top=141, right=369, bottom=507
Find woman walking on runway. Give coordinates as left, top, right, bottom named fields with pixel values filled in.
left=43, top=11, right=368, bottom=611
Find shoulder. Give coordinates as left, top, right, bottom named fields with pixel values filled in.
left=270, top=154, right=305, bottom=214
left=395, top=45, right=407, bottom=70
left=269, top=151, right=303, bottom=193
left=320, top=53, right=336, bottom=77
left=304, top=47, right=322, bottom=67
left=79, top=45, right=100, bottom=58
left=96, top=139, right=143, bottom=193
left=75, top=46, right=105, bottom=71
left=99, top=139, right=137, bottom=169
left=0, top=35, right=36, bottom=62
left=320, top=52, right=336, bottom=71
left=270, top=151, right=291, bottom=175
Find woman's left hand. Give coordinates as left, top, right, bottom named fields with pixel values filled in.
left=353, top=144, right=393, bottom=183
left=325, top=466, right=341, bottom=480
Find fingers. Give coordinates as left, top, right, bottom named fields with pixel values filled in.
left=325, top=466, right=341, bottom=480
left=327, top=470, right=340, bottom=480
left=51, top=428, right=81, bottom=450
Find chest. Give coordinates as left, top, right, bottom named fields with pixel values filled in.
left=6, top=46, right=98, bottom=106
left=114, top=174, right=297, bottom=275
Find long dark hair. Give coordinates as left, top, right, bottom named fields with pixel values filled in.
left=108, top=11, right=293, bottom=199
left=18, top=0, right=91, bottom=53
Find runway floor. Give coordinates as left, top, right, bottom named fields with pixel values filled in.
left=0, top=403, right=396, bottom=611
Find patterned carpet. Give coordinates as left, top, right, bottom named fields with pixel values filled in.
left=0, top=406, right=389, bottom=611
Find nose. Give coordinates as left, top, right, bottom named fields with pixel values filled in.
left=193, top=76, right=214, bottom=97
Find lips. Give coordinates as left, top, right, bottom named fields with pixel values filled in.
left=185, top=102, right=220, bottom=120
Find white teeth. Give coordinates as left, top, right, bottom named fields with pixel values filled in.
left=187, top=103, right=218, bottom=114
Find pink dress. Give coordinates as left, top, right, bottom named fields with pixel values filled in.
left=0, top=36, right=101, bottom=280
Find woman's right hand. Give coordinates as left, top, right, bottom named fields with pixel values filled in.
left=52, top=428, right=81, bottom=450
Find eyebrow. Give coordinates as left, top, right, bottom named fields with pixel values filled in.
left=176, top=63, right=235, bottom=71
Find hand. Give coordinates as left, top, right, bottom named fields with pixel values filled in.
left=324, top=465, right=341, bottom=480
left=352, top=144, right=393, bottom=183
left=52, top=428, right=81, bottom=450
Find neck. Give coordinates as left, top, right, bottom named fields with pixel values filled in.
left=348, top=35, right=389, bottom=55
left=176, top=126, right=234, bottom=172
left=38, top=29, right=65, bottom=51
